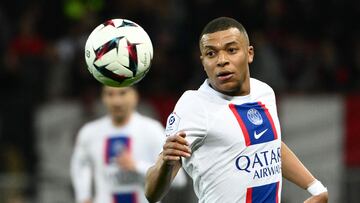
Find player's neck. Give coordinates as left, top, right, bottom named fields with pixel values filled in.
left=237, top=77, right=250, bottom=96
left=210, top=77, right=250, bottom=96
left=111, top=114, right=131, bottom=127
left=231, top=75, right=251, bottom=96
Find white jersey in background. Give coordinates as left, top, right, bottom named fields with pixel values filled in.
left=71, top=112, right=186, bottom=203
left=165, top=78, right=282, bottom=203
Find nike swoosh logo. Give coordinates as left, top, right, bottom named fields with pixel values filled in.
left=254, top=129, right=268, bottom=139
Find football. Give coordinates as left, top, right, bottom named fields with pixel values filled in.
left=84, top=19, right=153, bottom=87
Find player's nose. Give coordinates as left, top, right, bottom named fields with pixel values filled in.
left=216, top=51, right=229, bottom=67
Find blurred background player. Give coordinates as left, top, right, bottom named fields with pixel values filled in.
left=70, top=86, right=186, bottom=203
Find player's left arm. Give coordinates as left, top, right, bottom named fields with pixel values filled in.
left=281, top=141, right=328, bottom=203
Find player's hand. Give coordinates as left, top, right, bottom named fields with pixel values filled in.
left=162, top=131, right=191, bottom=165
left=82, top=200, right=92, bottom=203
left=304, top=192, right=328, bottom=203
left=116, top=150, right=136, bottom=171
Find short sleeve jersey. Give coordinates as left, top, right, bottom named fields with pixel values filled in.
left=165, top=78, right=282, bottom=203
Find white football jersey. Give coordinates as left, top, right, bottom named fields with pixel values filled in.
left=165, top=78, right=282, bottom=203
left=71, top=112, right=186, bottom=203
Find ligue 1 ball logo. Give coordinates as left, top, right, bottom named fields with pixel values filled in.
left=247, top=108, right=263, bottom=125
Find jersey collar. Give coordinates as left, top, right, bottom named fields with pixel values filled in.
left=199, top=79, right=252, bottom=103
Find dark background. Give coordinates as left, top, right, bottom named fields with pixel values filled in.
left=0, top=0, right=359, bottom=202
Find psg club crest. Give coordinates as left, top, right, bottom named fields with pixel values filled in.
left=229, top=102, right=278, bottom=146
left=247, top=108, right=263, bottom=125
left=104, top=136, right=131, bottom=165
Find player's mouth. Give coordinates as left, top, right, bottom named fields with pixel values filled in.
left=112, top=106, right=125, bottom=113
left=216, top=71, right=234, bottom=82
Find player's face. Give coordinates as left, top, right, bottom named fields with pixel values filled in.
left=102, top=86, right=138, bottom=123
left=200, top=28, right=254, bottom=96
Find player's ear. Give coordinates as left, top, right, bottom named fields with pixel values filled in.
left=131, top=87, right=139, bottom=106
left=248, top=46, right=254, bottom=64
left=134, top=89, right=139, bottom=104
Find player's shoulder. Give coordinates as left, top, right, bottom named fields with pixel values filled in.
left=133, top=112, right=164, bottom=130
left=175, top=89, right=205, bottom=108
left=179, top=89, right=202, bottom=100
left=168, top=89, right=209, bottom=129
left=82, top=116, right=109, bottom=129
left=132, top=112, right=165, bottom=141
left=171, top=90, right=209, bottom=118
left=78, top=116, right=109, bottom=138
left=250, top=78, right=275, bottom=96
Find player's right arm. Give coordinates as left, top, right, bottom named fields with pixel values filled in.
left=145, top=131, right=191, bottom=203
left=145, top=91, right=206, bottom=202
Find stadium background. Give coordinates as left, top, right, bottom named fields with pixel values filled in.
left=0, top=0, right=359, bottom=202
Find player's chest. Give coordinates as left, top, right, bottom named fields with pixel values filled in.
left=88, top=131, right=139, bottom=166
left=206, top=101, right=281, bottom=148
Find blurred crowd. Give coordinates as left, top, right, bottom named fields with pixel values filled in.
left=0, top=0, right=358, bottom=202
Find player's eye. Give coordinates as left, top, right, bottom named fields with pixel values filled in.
left=118, top=90, right=127, bottom=96
left=206, top=50, right=216, bottom=57
left=228, top=47, right=238, bottom=54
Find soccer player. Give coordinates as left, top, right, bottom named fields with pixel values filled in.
left=145, top=17, right=328, bottom=203
left=71, top=86, right=186, bottom=203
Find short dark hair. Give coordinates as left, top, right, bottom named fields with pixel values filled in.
left=199, top=17, right=249, bottom=43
